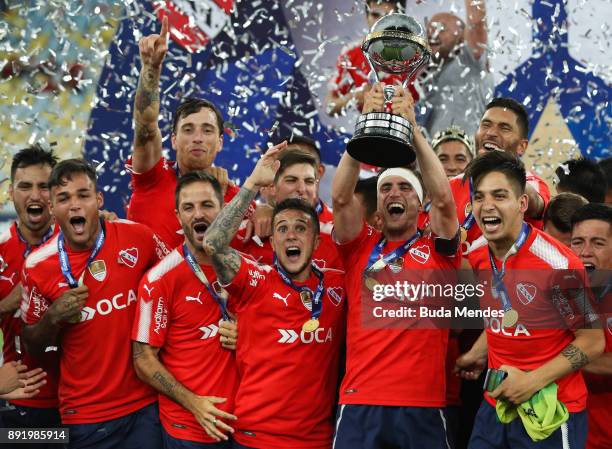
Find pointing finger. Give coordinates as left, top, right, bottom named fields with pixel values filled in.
left=160, top=15, right=169, bottom=40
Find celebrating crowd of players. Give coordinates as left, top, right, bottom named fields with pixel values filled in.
left=0, top=12, right=611, bottom=449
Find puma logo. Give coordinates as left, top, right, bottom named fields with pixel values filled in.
left=0, top=272, right=16, bottom=286
left=185, top=292, right=203, bottom=305
left=272, top=292, right=290, bottom=307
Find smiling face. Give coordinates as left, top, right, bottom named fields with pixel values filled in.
left=436, top=140, right=472, bottom=177
left=172, top=107, right=223, bottom=173
left=472, top=171, right=528, bottom=250
left=270, top=209, right=319, bottom=280
left=176, top=181, right=222, bottom=252
left=10, top=163, right=53, bottom=236
left=475, top=107, right=528, bottom=156
left=51, top=172, right=102, bottom=250
left=570, top=219, right=612, bottom=270
left=377, top=175, right=421, bottom=239
left=274, top=163, right=318, bottom=207
left=427, top=13, right=463, bottom=61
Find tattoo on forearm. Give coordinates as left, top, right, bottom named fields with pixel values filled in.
left=135, top=66, right=160, bottom=115
left=203, top=187, right=258, bottom=255
left=561, top=344, right=589, bottom=370
left=212, top=249, right=241, bottom=285
left=132, top=342, right=145, bottom=359
left=152, top=371, right=176, bottom=395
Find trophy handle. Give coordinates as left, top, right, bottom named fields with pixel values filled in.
left=363, top=52, right=382, bottom=85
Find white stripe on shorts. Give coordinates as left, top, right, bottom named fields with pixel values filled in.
left=332, top=404, right=347, bottom=449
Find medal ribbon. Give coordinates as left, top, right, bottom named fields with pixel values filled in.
left=462, top=177, right=476, bottom=232
left=183, top=244, right=230, bottom=321
left=488, top=222, right=530, bottom=312
left=315, top=200, right=323, bottom=216
left=274, top=256, right=324, bottom=322
left=365, top=230, right=421, bottom=273
left=58, top=220, right=106, bottom=288
left=18, top=225, right=54, bottom=258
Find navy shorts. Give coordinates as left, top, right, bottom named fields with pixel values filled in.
left=333, top=404, right=451, bottom=449
left=161, top=425, right=231, bottom=449
left=67, top=402, right=162, bottom=449
left=468, top=401, right=587, bottom=449
left=231, top=442, right=255, bottom=449
left=0, top=403, right=61, bottom=449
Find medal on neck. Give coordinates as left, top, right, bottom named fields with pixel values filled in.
left=183, top=243, right=230, bottom=321
left=488, top=222, right=530, bottom=328
left=274, top=256, right=324, bottom=333
left=18, top=224, right=54, bottom=258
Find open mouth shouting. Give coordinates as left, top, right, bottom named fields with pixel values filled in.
left=192, top=221, right=209, bottom=240
left=25, top=203, right=45, bottom=223
left=481, top=216, right=502, bottom=233
left=285, top=246, right=302, bottom=263
left=69, top=216, right=87, bottom=236
left=386, top=202, right=405, bottom=218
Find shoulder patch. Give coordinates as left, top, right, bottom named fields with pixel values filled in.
left=147, top=249, right=183, bottom=282
left=25, top=236, right=59, bottom=269
left=0, top=228, right=12, bottom=245
left=529, top=234, right=568, bottom=269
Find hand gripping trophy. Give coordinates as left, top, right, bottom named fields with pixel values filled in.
left=347, top=13, right=431, bottom=167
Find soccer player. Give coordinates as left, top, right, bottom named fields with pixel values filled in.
left=21, top=159, right=168, bottom=449
left=431, top=125, right=474, bottom=178
left=0, top=145, right=61, bottom=443
left=331, top=83, right=461, bottom=449
left=235, top=150, right=341, bottom=269
left=570, top=203, right=612, bottom=449
left=202, top=144, right=346, bottom=449
left=132, top=171, right=239, bottom=447
left=456, top=151, right=604, bottom=449
left=543, top=192, right=588, bottom=247
left=450, top=98, right=551, bottom=254
left=127, top=17, right=252, bottom=249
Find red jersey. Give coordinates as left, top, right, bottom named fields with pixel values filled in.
left=331, top=42, right=419, bottom=102
left=0, top=222, right=59, bottom=409
left=224, top=256, right=346, bottom=449
left=468, top=224, right=589, bottom=412
left=132, top=246, right=239, bottom=443
left=335, top=223, right=461, bottom=407
left=127, top=157, right=253, bottom=250
left=584, top=315, right=612, bottom=449
left=450, top=171, right=551, bottom=254
left=21, top=220, right=168, bottom=424
left=234, top=201, right=342, bottom=270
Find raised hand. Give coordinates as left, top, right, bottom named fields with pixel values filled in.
left=362, top=82, right=385, bottom=113
left=245, top=141, right=288, bottom=189
left=139, top=15, right=169, bottom=69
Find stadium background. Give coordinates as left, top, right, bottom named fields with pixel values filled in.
left=0, top=0, right=610, bottom=226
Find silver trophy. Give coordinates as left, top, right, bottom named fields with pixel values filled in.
left=347, top=14, right=430, bottom=167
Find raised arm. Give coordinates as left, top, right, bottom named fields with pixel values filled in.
left=131, top=16, right=169, bottom=174
left=464, top=0, right=487, bottom=60
left=392, top=87, right=459, bottom=239
left=203, top=142, right=287, bottom=284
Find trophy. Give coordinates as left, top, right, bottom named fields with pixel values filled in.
left=347, top=14, right=430, bottom=167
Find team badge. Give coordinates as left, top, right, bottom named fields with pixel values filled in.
left=464, top=202, right=472, bottom=216
left=409, top=245, right=430, bottom=264
left=388, top=257, right=404, bottom=274
left=118, top=247, right=139, bottom=268
left=516, top=283, right=537, bottom=305
left=327, top=287, right=344, bottom=306
left=88, top=260, right=107, bottom=282
left=300, top=290, right=313, bottom=312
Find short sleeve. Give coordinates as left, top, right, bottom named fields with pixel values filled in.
left=132, top=276, right=170, bottom=347
left=334, top=222, right=375, bottom=263
left=20, top=267, right=51, bottom=326
left=129, top=157, right=169, bottom=191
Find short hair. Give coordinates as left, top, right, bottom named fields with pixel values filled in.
left=355, top=177, right=378, bottom=219
left=555, top=157, right=606, bottom=203
left=544, top=193, right=589, bottom=233
left=275, top=151, right=318, bottom=183
left=571, top=203, right=612, bottom=230
left=175, top=171, right=224, bottom=210
left=282, top=135, right=321, bottom=164
left=11, top=144, right=58, bottom=182
left=172, top=98, right=224, bottom=136
left=431, top=125, right=474, bottom=159
left=272, top=198, right=320, bottom=236
left=485, top=97, right=529, bottom=139
left=48, top=159, right=97, bottom=191
left=464, top=151, right=526, bottom=196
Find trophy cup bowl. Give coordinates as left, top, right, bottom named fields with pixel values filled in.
left=347, top=14, right=430, bottom=167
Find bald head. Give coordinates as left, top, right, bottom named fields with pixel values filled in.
left=427, top=13, right=465, bottom=61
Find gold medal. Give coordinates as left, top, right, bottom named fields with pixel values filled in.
left=302, top=318, right=319, bottom=333
left=365, top=276, right=379, bottom=291
left=460, top=227, right=468, bottom=243
left=502, top=309, right=519, bottom=327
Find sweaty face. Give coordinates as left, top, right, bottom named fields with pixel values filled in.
left=51, top=172, right=103, bottom=250
left=274, top=163, right=318, bottom=207
left=436, top=140, right=472, bottom=177
left=475, top=107, right=527, bottom=156
left=377, top=175, right=420, bottom=237
left=472, top=171, right=528, bottom=247
left=427, top=13, right=463, bottom=61
left=570, top=220, right=612, bottom=270
left=172, top=107, right=223, bottom=173
left=270, top=209, right=319, bottom=279
left=366, top=2, right=397, bottom=28
left=10, top=163, right=53, bottom=234
left=176, top=181, right=222, bottom=249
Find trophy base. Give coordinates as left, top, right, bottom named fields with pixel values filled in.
left=347, top=112, right=416, bottom=167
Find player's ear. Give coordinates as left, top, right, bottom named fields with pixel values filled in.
left=96, top=191, right=104, bottom=209
left=519, top=193, right=529, bottom=214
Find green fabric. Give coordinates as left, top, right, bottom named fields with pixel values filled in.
left=495, top=383, right=569, bottom=442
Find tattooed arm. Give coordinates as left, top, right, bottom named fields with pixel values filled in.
left=203, top=142, right=287, bottom=284
left=132, top=17, right=169, bottom=174
left=132, top=341, right=236, bottom=440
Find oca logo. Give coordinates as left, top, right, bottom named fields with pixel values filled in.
left=277, top=328, right=333, bottom=344
left=79, top=289, right=138, bottom=322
